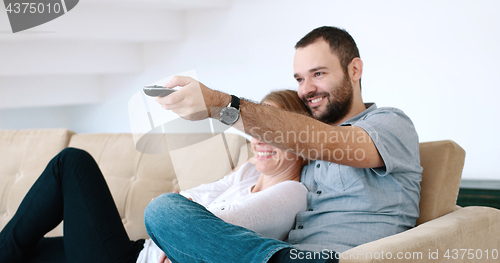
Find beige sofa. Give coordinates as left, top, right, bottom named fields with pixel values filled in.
left=1, top=129, right=499, bottom=262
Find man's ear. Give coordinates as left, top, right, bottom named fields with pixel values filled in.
left=348, top=57, right=363, bottom=83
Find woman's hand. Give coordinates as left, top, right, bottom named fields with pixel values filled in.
left=173, top=190, right=193, bottom=201
left=158, top=252, right=171, bottom=263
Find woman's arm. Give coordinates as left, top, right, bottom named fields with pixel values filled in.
left=180, top=162, right=256, bottom=207
left=209, top=181, right=308, bottom=241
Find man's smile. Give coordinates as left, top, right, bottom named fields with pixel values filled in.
left=307, top=95, right=327, bottom=108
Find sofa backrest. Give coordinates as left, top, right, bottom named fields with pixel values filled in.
left=0, top=129, right=466, bottom=239
left=46, top=132, right=251, bottom=240
left=417, top=140, right=466, bottom=225
left=0, top=129, right=74, bottom=232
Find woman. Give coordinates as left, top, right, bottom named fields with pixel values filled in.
left=0, top=89, right=309, bottom=263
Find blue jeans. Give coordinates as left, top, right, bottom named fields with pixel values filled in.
left=144, top=193, right=294, bottom=263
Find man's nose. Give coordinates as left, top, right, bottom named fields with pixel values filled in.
left=299, top=78, right=317, bottom=98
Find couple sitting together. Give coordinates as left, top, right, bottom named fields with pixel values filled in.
left=0, top=26, right=422, bottom=263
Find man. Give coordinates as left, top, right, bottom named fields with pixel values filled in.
left=145, top=26, right=422, bottom=263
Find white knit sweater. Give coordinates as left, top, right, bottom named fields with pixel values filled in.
left=136, top=162, right=307, bottom=263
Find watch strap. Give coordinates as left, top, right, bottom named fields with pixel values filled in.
left=229, top=95, right=240, bottom=110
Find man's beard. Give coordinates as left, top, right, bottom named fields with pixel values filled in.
left=303, top=73, right=353, bottom=125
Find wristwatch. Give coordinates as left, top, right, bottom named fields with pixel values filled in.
left=219, top=95, right=240, bottom=125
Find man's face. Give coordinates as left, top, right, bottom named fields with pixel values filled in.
left=294, top=39, right=353, bottom=125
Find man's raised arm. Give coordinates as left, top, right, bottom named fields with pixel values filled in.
left=154, top=76, right=383, bottom=169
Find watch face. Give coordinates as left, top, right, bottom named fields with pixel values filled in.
left=220, top=107, right=240, bottom=125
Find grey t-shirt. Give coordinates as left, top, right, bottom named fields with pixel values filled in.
left=288, top=103, right=423, bottom=253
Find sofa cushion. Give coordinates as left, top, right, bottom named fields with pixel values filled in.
left=0, top=129, right=74, bottom=232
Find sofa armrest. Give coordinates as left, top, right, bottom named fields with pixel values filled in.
left=340, top=206, right=500, bottom=262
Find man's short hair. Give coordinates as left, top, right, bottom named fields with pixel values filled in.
left=295, top=26, right=360, bottom=74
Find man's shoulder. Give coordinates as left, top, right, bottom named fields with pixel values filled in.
left=365, top=106, right=406, bottom=116
left=344, top=104, right=413, bottom=126
left=357, top=106, right=414, bottom=125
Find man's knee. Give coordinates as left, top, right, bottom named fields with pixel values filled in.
left=144, top=193, right=187, bottom=231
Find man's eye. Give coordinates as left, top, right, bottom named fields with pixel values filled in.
left=296, top=78, right=303, bottom=82
left=315, top=72, right=323, bottom=77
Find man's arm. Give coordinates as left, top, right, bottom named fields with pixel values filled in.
left=155, top=76, right=384, bottom=168
left=236, top=100, right=384, bottom=168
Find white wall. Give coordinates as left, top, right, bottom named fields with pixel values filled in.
left=1, top=0, right=499, bottom=180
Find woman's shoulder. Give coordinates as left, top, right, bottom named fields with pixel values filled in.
left=264, top=180, right=308, bottom=194
left=222, top=162, right=260, bottom=184
left=237, top=162, right=260, bottom=179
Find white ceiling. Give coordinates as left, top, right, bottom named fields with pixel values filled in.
left=83, top=0, right=232, bottom=10
left=0, top=0, right=233, bottom=109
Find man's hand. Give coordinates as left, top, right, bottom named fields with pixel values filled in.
left=155, top=76, right=230, bottom=121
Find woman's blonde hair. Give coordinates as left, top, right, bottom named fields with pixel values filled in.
left=260, top=89, right=310, bottom=165
left=261, top=89, right=310, bottom=116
